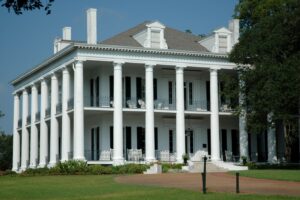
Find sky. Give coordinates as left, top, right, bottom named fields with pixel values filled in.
left=0, top=0, right=238, bottom=134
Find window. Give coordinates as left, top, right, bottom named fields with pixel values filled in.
left=151, top=30, right=160, bottom=48
left=109, top=76, right=114, bottom=103
left=189, top=82, right=193, bottom=105
left=96, top=127, right=100, bottom=158
left=206, top=81, right=210, bottom=110
left=219, top=35, right=227, bottom=53
left=137, top=127, right=145, bottom=153
left=154, top=78, right=157, bottom=100
left=90, top=79, right=94, bottom=106
left=190, top=131, right=194, bottom=153
left=110, top=126, right=113, bottom=149
left=91, top=128, right=94, bottom=160
left=168, top=81, right=173, bottom=104
left=125, top=127, right=131, bottom=149
left=95, top=77, right=99, bottom=107
left=169, top=130, right=173, bottom=153
left=155, top=127, right=158, bottom=150
left=125, top=77, right=131, bottom=102
left=207, top=129, right=211, bottom=155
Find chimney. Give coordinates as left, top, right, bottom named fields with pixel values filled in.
left=87, top=8, right=97, bottom=44
left=228, top=19, right=239, bottom=45
left=62, top=27, right=71, bottom=40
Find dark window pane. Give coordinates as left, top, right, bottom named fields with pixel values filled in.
left=169, top=130, right=173, bottom=153
left=168, top=81, right=172, bottom=104
left=110, top=126, right=113, bottom=149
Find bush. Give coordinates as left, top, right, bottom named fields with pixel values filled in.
left=162, top=163, right=184, bottom=173
left=246, top=162, right=300, bottom=170
left=17, top=161, right=149, bottom=176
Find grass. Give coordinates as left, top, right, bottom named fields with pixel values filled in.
left=0, top=175, right=299, bottom=200
left=237, top=170, right=300, bottom=182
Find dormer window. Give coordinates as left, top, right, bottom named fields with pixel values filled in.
left=133, top=21, right=168, bottom=49
left=150, top=29, right=161, bottom=48
left=218, top=35, right=228, bottom=53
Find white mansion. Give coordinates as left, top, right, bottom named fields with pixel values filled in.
left=11, top=8, right=285, bottom=171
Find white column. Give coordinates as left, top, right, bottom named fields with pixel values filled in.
left=113, top=61, right=124, bottom=164
left=49, top=73, right=59, bottom=167
left=239, top=77, right=249, bottom=159
left=20, top=89, right=29, bottom=171
left=176, top=66, right=185, bottom=163
left=61, top=67, right=71, bottom=161
left=12, top=93, right=20, bottom=171
left=210, top=69, right=220, bottom=161
left=145, top=64, right=155, bottom=162
left=29, top=84, right=38, bottom=168
left=39, top=79, right=48, bottom=167
left=267, top=113, right=277, bottom=163
left=73, top=61, right=85, bottom=160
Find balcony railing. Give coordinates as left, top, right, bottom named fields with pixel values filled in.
left=154, top=99, right=176, bottom=110
left=56, top=102, right=62, bottom=114
left=85, top=96, right=112, bottom=108
left=35, top=112, right=40, bottom=122
left=185, top=100, right=209, bottom=112
left=67, top=98, right=74, bottom=110
left=45, top=107, right=50, bottom=118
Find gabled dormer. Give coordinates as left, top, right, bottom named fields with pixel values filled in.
left=133, top=21, right=168, bottom=49
left=213, top=27, right=232, bottom=53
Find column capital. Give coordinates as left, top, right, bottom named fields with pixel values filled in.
left=145, top=62, right=156, bottom=67
left=175, top=64, right=186, bottom=70
left=62, top=66, right=70, bottom=73
left=22, top=88, right=29, bottom=95
left=50, top=72, right=58, bottom=79
left=13, top=91, right=20, bottom=96
left=210, top=68, right=219, bottom=73
left=113, top=61, right=125, bottom=67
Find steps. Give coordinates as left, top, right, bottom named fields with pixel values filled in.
left=188, top=161, right=248, bottom=173
left=188, top=161, right=228, bottom=173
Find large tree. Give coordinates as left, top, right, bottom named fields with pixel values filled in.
left=0, top=112, right=12, bottom=170
left=1, top=0, right=54, bottom=14
left=228, top=0, right=300, bottom=161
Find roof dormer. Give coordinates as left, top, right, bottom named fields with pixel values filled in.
left=213, top=27, right=232, bottom=53
left=133, top=21, right=168, bottom=49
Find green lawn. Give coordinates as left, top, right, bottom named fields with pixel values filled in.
left=237, top=170, right=300, bottom=182
left=0, top=175, right=298, bottom=200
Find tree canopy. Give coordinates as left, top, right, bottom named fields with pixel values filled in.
left=228, top=0, right=300, bottom=161
left=1, top=0, right=54, bottom=15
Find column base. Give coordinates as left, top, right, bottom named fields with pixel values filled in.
left=38, top=162, right=47, bottom=168
left=12, top=167, right=19, bottom=172
left=268, top=156, right=278, bottom=164
left=29, top=164, right=37, bottom=169
left=20, top=166, right=27, bottom=172
left=73, top=156, right=86, bottom=161
left=47, top=162, right=58, bottom=168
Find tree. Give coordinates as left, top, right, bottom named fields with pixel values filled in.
left=228, top=0, right=300, bottom=161
left=1, top=0, right=54, bottom=15
left=0, top=111, right=12, bottom=170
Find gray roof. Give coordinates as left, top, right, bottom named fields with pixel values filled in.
left=101, top=21, right=209, bottom=52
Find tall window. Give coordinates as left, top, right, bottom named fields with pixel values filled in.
left=155, top=127, right=158, bottom=150
left=207, top=129, right=211, bottom=155
left=169, top=130, right=173, bottom=153
left=219, top=35, right=227, bottom=53
left=189, top=82, right=193, bottom=105
left=125, top=127, right=131, bottom=150
left=90, top=79, right=94, bottom=106
left=154, top=78, right=157, bottom=100
left=206, top=81, right=210, bottom=110
left=110, top=126, right=113, bottom=149
left=95, top=77, right=99, bottom=107
left=137, top=127, right=145, bottom=153
left=109, top=76, right=114, bottom=104
left=151, top=30, right=161, bottom=48
left=91, top=128, right=94, bottom=160
left=168, top=81, right=173, bottom=104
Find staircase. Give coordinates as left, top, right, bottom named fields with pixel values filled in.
left=188, top=161, right=228, bottom=173
left=188, top=161, right=248, bottom=173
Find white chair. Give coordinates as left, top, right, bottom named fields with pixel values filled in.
left=225, top=150, right=233, bottom=162
left=160, top=150, right=170, bottom=162
left=138, top=99, right=145, bottom=109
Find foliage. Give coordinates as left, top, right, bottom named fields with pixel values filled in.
left=227, top=0, right=300, bottom=161
left=246, top=162, right=300, bottom=170
left=237, top=169, right=300, bottom=182
left=19, top=160, right=149, bottom=176
left=0, top=110, right=13, bottom=170
left=161, top=163, right=184, bottom=173
left=1, top=0, right=54, bottom=15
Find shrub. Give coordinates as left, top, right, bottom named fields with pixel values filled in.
left=247, top=162, right=300, bottom=170
left=162, top=163, right=183, bottom=173
left=54, top=160, right=88, bottom=175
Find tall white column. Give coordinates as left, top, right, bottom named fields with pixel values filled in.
left=21, top=89, right=29, bottom=171
left=73, top=61, right=85, bottom=160
left=239, top=77, right=249, bottom=159
left=267, top=113, right=277, bottom=163
left=39, top=79, right=48, bottom=167
left=210, top=69, right=220, bottom=161
left=49, top=73, right=59, bottom=167
left=12, top=93, right=20, bottom=171
left=113, top=61, right=124, bottom=164
left=29, top=84, right=38, bottom=168
left=61, top=67, right=71, bottom=161
left=145, top=64, right=155, bottom=162
left=176, top=66, right=185, bottom=163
